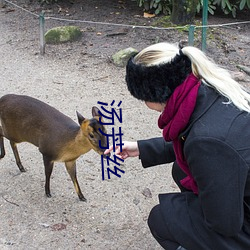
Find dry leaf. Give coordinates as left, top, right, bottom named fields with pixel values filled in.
left=142, top=187, right=152, bottom=198
left=143, top=12, right=155, bottom=18
left=51, top=223, right=67, bottom=231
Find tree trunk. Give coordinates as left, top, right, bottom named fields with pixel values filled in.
left=0, top=0, right=6, bottom=8
left=171, top=0, right=198, bottom=25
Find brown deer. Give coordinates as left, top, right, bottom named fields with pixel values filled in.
left=0, top=94, right=110, bottom=201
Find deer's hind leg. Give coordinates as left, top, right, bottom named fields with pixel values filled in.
left=10, top=141, right=26, bottom=172
left=0, top=126, right=5, bottom=159
left=65, top=161, right=86, bottom=202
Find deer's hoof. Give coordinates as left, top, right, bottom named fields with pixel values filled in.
left=46, top=193, right=52, bottom=198
left=79, top=196, right=87, bottom=202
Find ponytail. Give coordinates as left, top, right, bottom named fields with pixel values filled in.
left=182, top=46, right=250, bottom=112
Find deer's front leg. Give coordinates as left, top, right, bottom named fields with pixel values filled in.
left=65, top=160, right=86, bottom=202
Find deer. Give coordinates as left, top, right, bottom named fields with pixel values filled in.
left=0, top=94, right=110, bottom=202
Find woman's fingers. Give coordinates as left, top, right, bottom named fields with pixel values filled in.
left=104, top=146, right=114, bottom=155
left=104, top=141, right=136, bottom=159
left=104, top=145, right=121, bottom=155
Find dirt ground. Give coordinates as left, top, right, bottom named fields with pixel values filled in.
left=0, top=0, right=249, bottom=249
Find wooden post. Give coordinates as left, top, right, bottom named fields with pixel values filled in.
left=39, top=11, right=45, bottom=55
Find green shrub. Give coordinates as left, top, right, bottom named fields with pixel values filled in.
left=213, top=0, right=250, bottom=17
left=135, top=0, right=250, bottom=18
left=135, top=0, right=172, bottom=15
left=196, top=0, right=216, bottom=15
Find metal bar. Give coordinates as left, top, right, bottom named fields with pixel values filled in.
left=188, top=25, right=195, bottom=46
left=202, top=0, right=208, bottom=51
left=39, top=11, right=45, bottom=55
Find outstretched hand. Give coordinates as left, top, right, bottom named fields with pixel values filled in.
left=104, top=141, right=139, bottom=160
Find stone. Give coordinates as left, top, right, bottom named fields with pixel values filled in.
left=112, top=47, right=138, bottom=67
left=237, top=65, right=250, bottom=76
left=44, top=26, right=82, bottom=44
left=231, top=71, right=247, bottom=82
left=142, top=187, right=152, bottom=198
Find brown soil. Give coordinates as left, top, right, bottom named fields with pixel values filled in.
left=0, top=0, right=249, bottom=249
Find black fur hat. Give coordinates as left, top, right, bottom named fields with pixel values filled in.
left=125, top=52, right=192, bottom=103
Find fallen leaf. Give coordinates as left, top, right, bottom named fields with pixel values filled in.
left=143, top=12, right=155, bottom=18
left=51, top=223, right=67, bottom=231
left=142, top=187, right=152, bottom=198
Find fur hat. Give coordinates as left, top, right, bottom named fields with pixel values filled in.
left=125, top=52, right=192, bottom=103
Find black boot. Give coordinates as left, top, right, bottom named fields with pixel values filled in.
left=176, top=246, right=187, bottom=250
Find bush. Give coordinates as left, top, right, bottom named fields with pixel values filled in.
left=134, top=0, right=172, bottom=15
left=135, top=0, right=250, bottom=18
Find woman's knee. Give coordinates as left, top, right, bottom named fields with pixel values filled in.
left=148, top=204, right=161, bottom=233
left=148, top=204, right=179, bottom=249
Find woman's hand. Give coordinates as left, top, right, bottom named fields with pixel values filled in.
left=104, top=141, right=139, bottom=160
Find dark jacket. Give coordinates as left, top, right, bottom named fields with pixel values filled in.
left=138, top=84, right=250, bottom=250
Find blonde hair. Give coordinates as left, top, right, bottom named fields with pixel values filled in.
left=134, top=42, right=250, bottom=113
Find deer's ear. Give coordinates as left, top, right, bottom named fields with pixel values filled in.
left=92, top=106, right=101, bottom=117
left=76, top=111, right=85, bottom=125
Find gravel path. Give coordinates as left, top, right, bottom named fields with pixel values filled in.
left=0, top=4, right=175, bottom=250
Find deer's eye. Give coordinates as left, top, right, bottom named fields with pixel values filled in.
left=89, top=133, right=94, bottom=139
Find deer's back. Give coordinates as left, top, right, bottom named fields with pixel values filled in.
left=0, top=94, right=79, bottom=147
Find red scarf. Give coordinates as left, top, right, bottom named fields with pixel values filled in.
left=158, top=73, right=200, bottom=194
